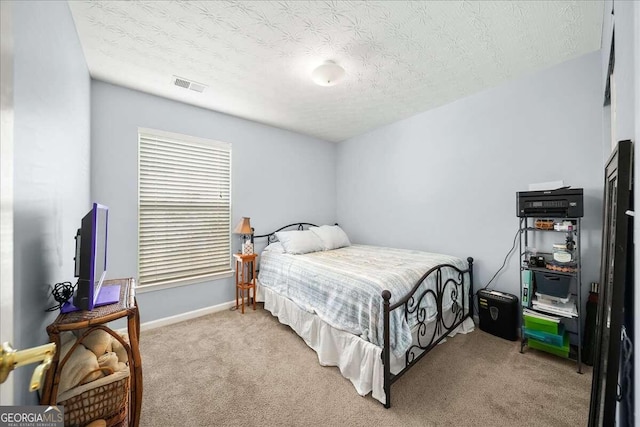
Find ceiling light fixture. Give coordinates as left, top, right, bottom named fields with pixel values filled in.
left=311, top=61, right=346, bottom=87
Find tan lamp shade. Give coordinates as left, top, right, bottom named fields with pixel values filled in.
left=233, top=217, right=252, bottom=235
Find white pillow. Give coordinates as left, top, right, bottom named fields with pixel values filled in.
left=263, top=242, right=285, bottom=253
left=309, top=225, right=351, bottom=250
left=275, top=230, right=324, bottom=255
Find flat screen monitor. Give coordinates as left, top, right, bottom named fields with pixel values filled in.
left=62, top=203, right=118, bottom=312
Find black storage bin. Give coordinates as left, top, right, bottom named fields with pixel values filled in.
left=534, top=272, right=571, bottom=298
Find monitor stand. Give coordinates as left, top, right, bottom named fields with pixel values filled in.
left=60, top=285, right=121, bottom=313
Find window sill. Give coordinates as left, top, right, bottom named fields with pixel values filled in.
left=136, top=270, right=234, bottom=294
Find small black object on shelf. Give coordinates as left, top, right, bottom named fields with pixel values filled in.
left=46, top=281, right=76, bottom=312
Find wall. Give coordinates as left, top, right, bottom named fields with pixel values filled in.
left=336, top=51, right=603, bottom=307
left=0, top=0, right=15, bottom=405
left=12, top=0, right=91, bottom=403
left=90, top=81, right=336, bottom=323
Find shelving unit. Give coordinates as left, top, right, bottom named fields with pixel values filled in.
left=519, top=217, right=583, bottom=373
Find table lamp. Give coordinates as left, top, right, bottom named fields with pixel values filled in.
left=233, top=217, right=254, bottom=255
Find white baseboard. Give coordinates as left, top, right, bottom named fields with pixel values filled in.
left=139, top=300, right=237, bottom=332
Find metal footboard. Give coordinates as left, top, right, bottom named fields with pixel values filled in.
left=381, top=257, right=474, bottom=408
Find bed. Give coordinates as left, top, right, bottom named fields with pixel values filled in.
left=254, top=223, right=474, bottom=408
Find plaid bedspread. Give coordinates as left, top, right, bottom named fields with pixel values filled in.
left=258, top=244, right=469, bottom=357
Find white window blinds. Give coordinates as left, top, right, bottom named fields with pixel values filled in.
left=138, top=129, right=231, bottom=288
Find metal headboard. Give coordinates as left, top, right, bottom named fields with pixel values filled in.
left=253, top=223, right=319, bottom=245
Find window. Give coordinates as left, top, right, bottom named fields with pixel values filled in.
left=138, top=128, right=231, bottom=289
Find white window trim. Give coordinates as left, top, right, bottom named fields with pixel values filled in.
left=136, top=270, right=234, bottom=294
left=139, top=127, right=231, bottom=152
left=137, top=127, right=233, bottom=291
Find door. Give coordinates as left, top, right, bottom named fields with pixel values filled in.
left=588, top=139, right=633, bottom=426
left=0, top=0, right=15, bottom=405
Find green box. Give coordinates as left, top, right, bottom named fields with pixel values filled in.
left=528, top=332, right=569, bottom=358
left=523, top=325, right=565, bottom=347
left=523, top=314, right=561, bottom=335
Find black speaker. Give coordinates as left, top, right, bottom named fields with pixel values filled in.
left=477, top=289, right=518, bottom=341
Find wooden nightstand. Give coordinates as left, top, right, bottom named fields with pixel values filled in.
left=234, top=253, right=257, bottom=314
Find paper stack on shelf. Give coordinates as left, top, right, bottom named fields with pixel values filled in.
left=535, top=292, right=570, bottom=304
left=523, top=308, right=561, bottom=323
left=532, top=295, right=578, bottom=318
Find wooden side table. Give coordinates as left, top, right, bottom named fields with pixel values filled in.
left=234, top=253, right=257, bottom=314
left=40, top=278, right=142, bottom=427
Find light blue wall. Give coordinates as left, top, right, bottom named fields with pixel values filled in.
left=336, top=52, right=603, bottom=306
left=90, top=81, right=336, bottom=323
left=12, top=0, right=91, bottom=403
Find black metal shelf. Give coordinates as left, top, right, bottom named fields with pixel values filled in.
left=520, top=338, right=584, bottom=370
left=519, top=216, right=582, bottom=373
left=522, top=217, right=582, bottom=220
left=521, top=265, right=577, bottom=277
left=524, top=227, right=578, bottom=233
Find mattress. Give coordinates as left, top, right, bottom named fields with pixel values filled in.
left=258, top=244, right=470, bottom=357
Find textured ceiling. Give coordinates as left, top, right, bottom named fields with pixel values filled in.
left=68, top=1, right=603, bottom=142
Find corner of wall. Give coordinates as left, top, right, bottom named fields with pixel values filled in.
left=12, top=0, right=91, bottom=404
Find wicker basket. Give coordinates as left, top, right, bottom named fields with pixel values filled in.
left=57, top=367, right=129, bottom=427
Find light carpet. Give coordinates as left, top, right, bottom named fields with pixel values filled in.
left=138, top=305, right=592, bottom=427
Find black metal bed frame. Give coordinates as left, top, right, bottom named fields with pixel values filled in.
left=254, top=222, right=474, bottom=408
left=253, top=222, right=319, bottom=244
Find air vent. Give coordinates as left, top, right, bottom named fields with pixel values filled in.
left=189, top=83, right=206, bottom=93
left=172, top=76, right=207, bottom=93
left=174, top=77, right=190, bottom=89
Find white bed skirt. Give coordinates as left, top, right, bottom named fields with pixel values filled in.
left=256, top=279, right=265, bottom=303
left=260, top=284, right=475, bottom=404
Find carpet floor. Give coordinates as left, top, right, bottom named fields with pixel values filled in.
left=138, top=305, right=592, bottom=427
